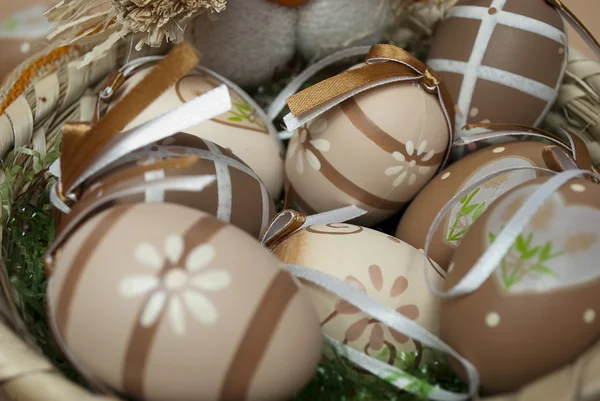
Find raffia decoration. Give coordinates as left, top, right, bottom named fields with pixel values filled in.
left=46, top=0, right=225, bottom=66
left=543, top=48, right=600, bottom=167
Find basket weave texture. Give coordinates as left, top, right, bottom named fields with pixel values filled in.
left=0, top=26, right=599, bottom=401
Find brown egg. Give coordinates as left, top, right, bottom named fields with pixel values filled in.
left=61, top=134, right=276, bottom=240
left=396, top=141, right=559, bottom=271
left=0, top=2, right=49, bottom=81
left=108, top=65, right=284, bottom=198
left=285, top=65, right=450, bottom=226
left=441, top=176, right=600, bottom=393
left=272, top=223, right=445, bottom=370
left=426, top=0, right=567, bottom=157
left=46, top=203, right=322, bottom=401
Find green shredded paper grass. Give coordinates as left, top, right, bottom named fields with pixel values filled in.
left=0, top=50, right=468, bottom=400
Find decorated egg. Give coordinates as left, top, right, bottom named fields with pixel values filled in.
left=46, top=203, right=322, bottom=401
left=426, top=0, right=567, bottom=152
left=0, top=2, right=50, bottom=81
left=441, top=176, right=600, bottom=393
left=60, top=134, right=276, bottom=240
left=108, top=65, right=284, bottom=198
left=396, top=140, right=563, bottom=271
left=271, top=223, right=445, bottom=369
left=285, top=70, right=451, bottom=226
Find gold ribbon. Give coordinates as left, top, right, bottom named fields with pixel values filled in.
left=285, top=44, right=455, bottom=134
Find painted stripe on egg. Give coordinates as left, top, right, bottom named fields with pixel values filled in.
left=340, top=98, right=444, bottom=166
left=219, top=270, right=299, bottom=401
left=302, top=131, right=405, bottom=210
left=54, top=206, right=135, bottom=339
left=122, top=215, right=227, bottom=398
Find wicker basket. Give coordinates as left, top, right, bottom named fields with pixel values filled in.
left=0, top=25, right=599, bottom=401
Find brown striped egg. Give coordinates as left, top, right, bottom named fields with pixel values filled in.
left=284, top=73, right=450, bottom=226
left=108, top=65, right=284, bottom=198
left=46, top=203, right=322, bottom=401
left=396, top=141, right=560, bottom=272
left=442, top=176, right=600, bottom=393
left=0, top=2, right=50, bottom=81
left=60, top=134, right=276, bottom=240
left=426, top=0, right=567, bottom=157
left=272, top=223, right=445, bottom=370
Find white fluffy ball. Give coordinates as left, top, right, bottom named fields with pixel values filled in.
left=296, top=0, right=391, bottom=61
left=186, top=0, right=297, bottom=87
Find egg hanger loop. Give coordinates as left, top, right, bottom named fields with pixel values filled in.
left=461, top=122, right=594, bottom=173
left=545, top=0, right=600, bottom=62
left=422, top=167, right=600, bottom=300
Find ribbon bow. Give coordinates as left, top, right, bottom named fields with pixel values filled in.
left=282, top=44, right=456, bottom=169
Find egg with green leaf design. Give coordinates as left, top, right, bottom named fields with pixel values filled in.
left=108, top=65, right=285, bottom=198
left=395, top=140, right=562, bottom=272
left=441, top=176, right=600, bottom=394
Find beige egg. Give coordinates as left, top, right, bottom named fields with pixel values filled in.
left=46, top=203, right=322, bottom=401
left=272, top=223, right=445, bottom=370
left=108, top=66, right=284, bottom=198
left=284, top=73, right=450, bottom=226
left=0, top=2, right=50, bottom=81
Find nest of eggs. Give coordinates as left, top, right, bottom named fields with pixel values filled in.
left=0, top=1, right=600, bottom=401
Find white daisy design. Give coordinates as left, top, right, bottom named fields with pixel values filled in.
left=120, top=235, right=231, bottom=336
left=287, top=117, right=331, bottom=174
left=385, top=140, right=435, bottom=187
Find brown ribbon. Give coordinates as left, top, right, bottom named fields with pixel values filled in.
left=59, top=42, right=199, bottom=200
left=286, top=44, right=455, bottom=143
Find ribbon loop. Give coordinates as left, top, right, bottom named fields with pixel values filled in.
left=262, top=205, right=367, bottom=249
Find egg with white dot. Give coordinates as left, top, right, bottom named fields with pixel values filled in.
left=285, top=63, right=451, bottom=227
left=441, top=176, right=600, bottom=394
left=396, top=140, right=570, bottom=271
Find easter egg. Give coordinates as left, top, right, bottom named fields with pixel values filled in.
left=441, top=176, right=600, bottom=393
left=426, top=0, right=567, bottom=148
left=284, top=71, right=450, bottom=226
left=46, top=203, right=322, bottom=401
left=0, top=2, right=50, bottom=81
left=62, top=134, right=276, bottom=240
left=272, top=223, right=445, bottom=369
left=396, top=140, right=561, bottom=271
left=109, top=65, right=284, bottom=198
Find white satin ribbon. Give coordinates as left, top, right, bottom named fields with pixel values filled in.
left=453, top=130, right=572, bottom=153
left=288, top=264, right=479, bottom=401
left=423, top=168, right=600, bottom=298
left=66, top=84, right=231, bottom=194
left=261, top=205, right=367, bottom=244
left=48, top=175, right=216, bottom=257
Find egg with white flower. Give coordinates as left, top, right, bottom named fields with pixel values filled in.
left=46, top=203, right=322, bottom=401
left=284, top=70, right=451, bottom=226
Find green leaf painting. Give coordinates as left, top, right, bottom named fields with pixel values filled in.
left=227, top=98, right=267, bottom=131
left=447, top=187, right=487, bottom=243
left=489, top=228, right=563, bottom=290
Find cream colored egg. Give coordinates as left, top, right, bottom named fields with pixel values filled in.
left=272, top=223, right=445, bottom=369
left=47, top=203, right=322, bottom=401
left=285, top=75, right=450, bottom=226
left=109, top=66, right=284, bottom=198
